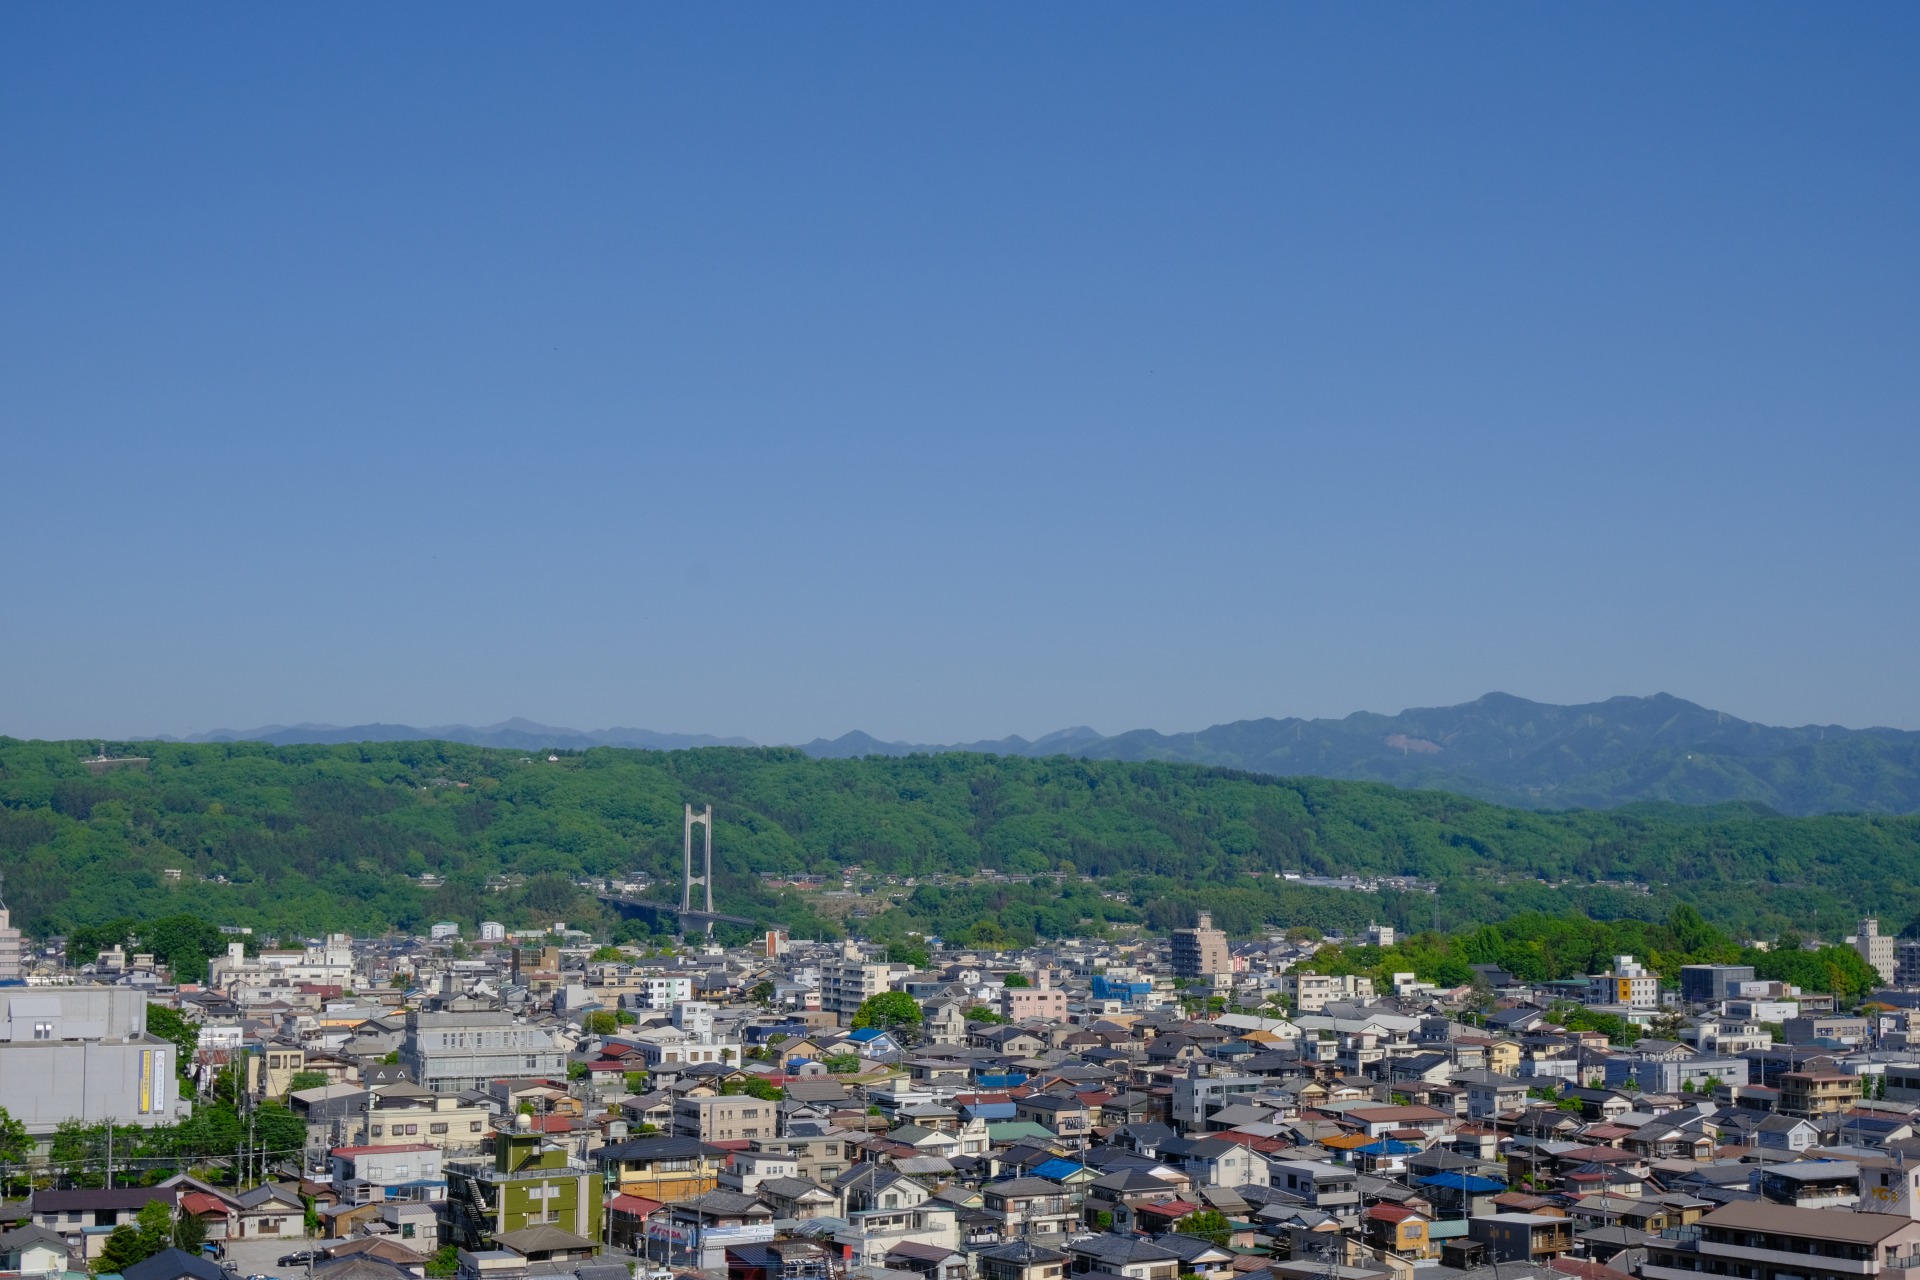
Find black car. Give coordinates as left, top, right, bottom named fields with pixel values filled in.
left=277, top=1252, right=321, bottom=1267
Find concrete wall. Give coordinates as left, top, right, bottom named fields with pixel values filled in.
left=0, top=988, right=182, bottom=1134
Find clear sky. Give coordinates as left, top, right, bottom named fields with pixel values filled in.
left=4, top=5, right=1917, bottom=743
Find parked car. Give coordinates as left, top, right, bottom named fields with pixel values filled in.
left=277, top=1252, right=322, bottom=1267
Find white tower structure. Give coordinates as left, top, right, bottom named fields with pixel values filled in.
left=682, top=803, right=714, bottom=927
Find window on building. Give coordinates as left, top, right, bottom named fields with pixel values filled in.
left=431, top=1123, right=448, bottom=1135
left=469, top=1121, right=483, bottom=1133
left=526, top=1056, right=538, bottom=1070
left=33, top=1022, right=53, bottom=1040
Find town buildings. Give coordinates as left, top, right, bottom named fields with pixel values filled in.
left=8, top=878, right=1920, bottom=1280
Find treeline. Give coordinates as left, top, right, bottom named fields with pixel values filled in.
left=2, top=738, right=1918, bottom=945
left=1305, top=906, right=1885, bottom=1001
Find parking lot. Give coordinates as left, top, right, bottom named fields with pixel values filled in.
left=212, top=1238, right=334, bottom=1280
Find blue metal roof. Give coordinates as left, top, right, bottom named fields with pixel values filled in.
left=1417, top=1172, right=1506, bottom=1192
left=1029, top=1158, right=1088, bottom=1182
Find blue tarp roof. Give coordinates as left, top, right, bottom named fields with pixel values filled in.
left=1355, top=1139, right=1420, bottom=1155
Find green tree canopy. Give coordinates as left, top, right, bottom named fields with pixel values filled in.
left=1176, top=1210, right=1231, bottom=1246
left=851, top=991, right=922, bottom=1034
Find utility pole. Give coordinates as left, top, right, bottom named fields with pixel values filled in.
left=105, top=1119, right=113, bottom=1190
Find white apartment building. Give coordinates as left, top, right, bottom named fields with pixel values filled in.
left=1285, top=972, right=1375, bottom=1013
left=642, top=975, right=694, bottom=1010
left=622, top=1003, right=743, bottom=1069
left=822, top=941, right=898, bottom=1019
left=1586, top=955, right=1661, bottom=1009
left=208, top=936, right=355, bottom=993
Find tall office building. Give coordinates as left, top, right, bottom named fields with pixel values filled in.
left=0, top=900, right=25, bottom=983
left=1857, top=918, right=1897, bottom=986
left=1171, top=911, right=1231, bottom=981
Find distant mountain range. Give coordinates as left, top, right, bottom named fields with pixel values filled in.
left=162, top=693, right=1920, bottom=816
left=166, top=717, right=754, bottom=752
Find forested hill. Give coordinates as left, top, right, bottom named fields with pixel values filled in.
left=175, top=693, right=1920, bottom=816
left=1, top=737, right=1918, bottom=948
left=803, top=693, right=1920, bottom=817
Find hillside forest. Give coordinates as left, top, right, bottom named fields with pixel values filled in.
left=2, top=739, right=1918, bottom=993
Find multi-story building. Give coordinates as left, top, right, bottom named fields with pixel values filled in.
left=749, top=1122, right=854, bottom=1184
left=208, top=936, right=354, bottom=993
left=444, top=1120, right=602, bottom=1249
left=672, top=1095, right=779, bottom=1142
left=1858, top=918, right=1898, bottom=987
left=1267, top=1161, right=1360, bottom=1221
left=1585, top=955, right=1661, bottom=1009
left=329, top=1143, right=446, bottom=1207
left=1685, top=1018, right=1773, bottom=1055
left=399, top=998, right=566, bottom=1094
left=1284, top=972, right=1375, bottom=1013
left=1088, top=975, right=1152, bottom=1006
left=1171, top=1069, right=1264, bottom=1129
left=1643, top=1200, right=1920, bottom=1280
left=1003, top=972, right=1069, bottom=1023
left=642, top=975, right=695, bottom=1010
left=1171, top=912, right=1230, bottom=983
left=1781, top=1014, right=1869, bottom=1046
left=821, top=942, right=895, bottom=1020
left=1778, top=1068, right=1861, bottom=1117
left=0, top=900, right=25, bottom=982
left=370, top=1093, right=492, bottom=1152
left=983, top=1177, right=1077, bottom=1239
left=0, top=988, right=186, bottom=1136
left=1467, top=1213, right=1574, bottom=1264
left=622, top=1003, right=742, bottom=1070
left=1012, top=1093, right=1092, bottom=1148
left=1680, top=964, right=1756, bottom=1004
left=597, top=1135, right=728, bottom=1204
left=1602, top=1056, right=1748, bottom=1094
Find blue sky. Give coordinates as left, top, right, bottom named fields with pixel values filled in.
left=4, top=5, right=1916, bottom=742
